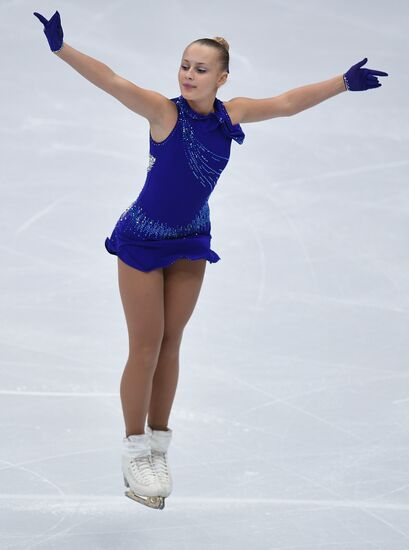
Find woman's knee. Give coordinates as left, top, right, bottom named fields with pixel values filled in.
left=127, top=344, right=162, bottom=369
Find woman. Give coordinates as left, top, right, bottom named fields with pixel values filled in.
left=33, top=10, right=388, bottom=510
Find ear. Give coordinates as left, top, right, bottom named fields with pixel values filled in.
left=217, top=71, right=228, bottom=86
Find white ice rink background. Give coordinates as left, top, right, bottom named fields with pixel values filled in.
left=1, top=0, right=408, bottom=548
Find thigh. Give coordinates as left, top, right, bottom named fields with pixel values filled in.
left=162, top=258, right=207, bottom=342
left=117, top=257, right=165, bottom=357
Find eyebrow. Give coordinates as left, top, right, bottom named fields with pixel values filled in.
left=182, top=59, right=209, bottom=65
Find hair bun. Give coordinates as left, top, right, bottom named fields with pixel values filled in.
left=212, top=36, right=229, bottom=52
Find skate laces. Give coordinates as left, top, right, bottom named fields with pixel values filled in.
left=130, top=454, right=157, bottom=483
left=152, top=450, right=168, bottom=476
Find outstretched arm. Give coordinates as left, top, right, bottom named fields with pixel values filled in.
left=285, top=74, right=346, bottom=116
left=33, top=10, right=168, bottom=123
left=53, top=43, right=167, bottom=122
left=226, top=77, right=344, bottom=124
left=286, top=57, right=388, bottom=116
left=229, top=58, right=388, bottom=124
left=53, top=42, right=116, bottom=93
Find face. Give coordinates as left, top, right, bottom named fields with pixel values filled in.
left=178, top=44, right=228, bottom=100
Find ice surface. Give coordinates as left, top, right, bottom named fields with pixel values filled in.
left=1, top=0, right=408, bottom=548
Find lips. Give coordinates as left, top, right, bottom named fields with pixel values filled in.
left=183, top=84, right=195, bottom=89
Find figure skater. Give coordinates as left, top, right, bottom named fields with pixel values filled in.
left=33, top=9, right=388, bottom=510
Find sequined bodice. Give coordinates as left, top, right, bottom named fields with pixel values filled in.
left=115, top=94, right=245, bottom=241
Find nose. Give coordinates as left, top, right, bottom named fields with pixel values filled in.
left=183, top=67, right=194, bottom=78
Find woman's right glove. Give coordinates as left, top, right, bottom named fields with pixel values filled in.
left=33, top=10, right=64, bottom=53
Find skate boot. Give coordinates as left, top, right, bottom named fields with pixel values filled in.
left=146, top=425, right=173, bottom=498
left=122, top=433, right=165, bottom=510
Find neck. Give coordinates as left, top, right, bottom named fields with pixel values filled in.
left=185, top=96, right=216, bottom=115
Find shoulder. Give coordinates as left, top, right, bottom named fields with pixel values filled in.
left=220, top=98, right=243, bottom=126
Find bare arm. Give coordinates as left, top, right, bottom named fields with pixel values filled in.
left=228, top=74, right=346, bottom=124
left=284, top=75, right=346, bottom=116
left=54, top=42, right=116, bottom=92
left=226, top=94, right=292, bottom=124
left=54, top=42, right=167, bottom=123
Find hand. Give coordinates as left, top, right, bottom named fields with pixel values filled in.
left=33, top=10, right=64, bottom=53
left=343, top=58, right=388, bottom=91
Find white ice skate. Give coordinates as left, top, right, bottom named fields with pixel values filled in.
left=122, top=433, right=165, bottom=510
left=146, top=425, right=173, bottom=498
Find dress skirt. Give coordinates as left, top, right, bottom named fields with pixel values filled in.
left=105, top=230, right=220, bottom=272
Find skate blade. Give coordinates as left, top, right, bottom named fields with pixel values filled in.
left=125, top=489, right=165, bottom=509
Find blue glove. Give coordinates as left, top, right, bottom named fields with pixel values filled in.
left=343, top=58, right=388, bottom=91
left=33, top=10, right=64, bottom=52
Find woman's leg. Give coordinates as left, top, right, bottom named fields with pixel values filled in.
left=117, top=257, right=165, bottom=437
left=147, top=258, right=207, bottom=431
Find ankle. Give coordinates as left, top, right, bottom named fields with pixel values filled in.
left=148, top=425, right=169, bottom=432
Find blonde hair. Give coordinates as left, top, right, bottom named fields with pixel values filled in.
left=212, top=36, right=230, bottom=52
left=189, top=36, right=230, bottom=74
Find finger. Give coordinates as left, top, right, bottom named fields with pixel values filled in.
left=367, top=82, right=381, bottom=88
left=368, top=70, right=388, bottom=76
left=366, top=78, right=380, bottom=87
left=51, top=10, right=61, bottom=22
left=354, top=57, right=368, bottom=68
left=33, top=12, right=48, bottom=26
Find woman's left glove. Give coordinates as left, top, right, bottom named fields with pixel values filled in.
left=343, top=58, right=388, bottom=91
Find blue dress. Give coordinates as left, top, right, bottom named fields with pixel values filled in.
left=104, top=94, right=245, bottom=272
